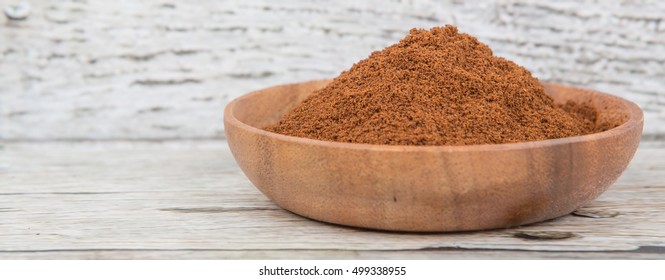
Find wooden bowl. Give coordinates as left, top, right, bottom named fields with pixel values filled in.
left=224, top=80, right=643, bottom=232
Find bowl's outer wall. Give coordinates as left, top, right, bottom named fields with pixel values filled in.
left=224, top=80, right=643, bottom=232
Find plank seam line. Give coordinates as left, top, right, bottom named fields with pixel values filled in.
left=0, top=246, right=663, bottom=254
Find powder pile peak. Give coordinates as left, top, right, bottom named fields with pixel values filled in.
left=267, top=25, right=601, bottom=146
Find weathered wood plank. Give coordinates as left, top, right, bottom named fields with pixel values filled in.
left=1, top=0, right=664, bottom=140
left=1, top=248, right=663, bottom=260
left=0, top=141, right=663, bottom=259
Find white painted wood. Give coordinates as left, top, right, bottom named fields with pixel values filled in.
left=1, top=249, right=663, bottom=260
left=1, top=0, right=664, bottom=140
left=0, top=140, right=663, bottom=259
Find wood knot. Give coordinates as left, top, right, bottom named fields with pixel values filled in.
left=572, top=208, right=620, bottom=218
left=511, top=231, right=576, bottom=240
left=4, top=2, right=30, bottom=21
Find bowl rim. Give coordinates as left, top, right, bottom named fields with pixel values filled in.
left=224, top=80, right=644, bottom=152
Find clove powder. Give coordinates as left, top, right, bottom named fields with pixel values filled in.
left=266, top=25, right=618, bottom=146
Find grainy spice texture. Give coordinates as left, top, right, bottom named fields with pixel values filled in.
left=267, top=26, right=616, bottom=146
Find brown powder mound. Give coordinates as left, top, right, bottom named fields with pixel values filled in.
left=266, top=25, right=608, bottom=146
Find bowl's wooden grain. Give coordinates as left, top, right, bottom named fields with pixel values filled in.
left=224, top=80, right=643, bottom=232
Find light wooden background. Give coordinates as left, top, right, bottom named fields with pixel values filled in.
left=1, top=0, right=664, bottom=140
left=1, top=140, right=664, bottom=259
left=1, top=0, right=664, bottom=260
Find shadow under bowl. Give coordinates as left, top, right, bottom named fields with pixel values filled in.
left=224, top=80, right=643, bottom=232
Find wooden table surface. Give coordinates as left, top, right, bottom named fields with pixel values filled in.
left=1, top=140, right=664, bottom=259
